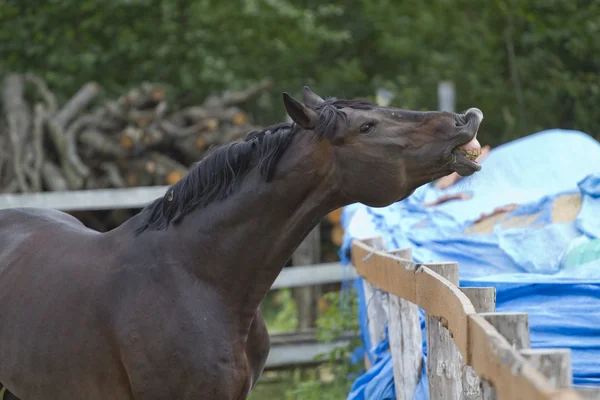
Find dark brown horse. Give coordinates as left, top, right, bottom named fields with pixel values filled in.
left=0, top=87, right=483, bottom=399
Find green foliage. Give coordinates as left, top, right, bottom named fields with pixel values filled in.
left=265, top=288, right=299, bottom=334
left=1, top=0, right=599, bottom=147
left=282, top=289, right=362, bottom=399
left=252, top=287, right=361, bottom=399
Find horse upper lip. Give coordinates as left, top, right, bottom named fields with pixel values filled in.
left=454, top=107, right=483, bottom=147
left=455, top=131, right=477, bottom=148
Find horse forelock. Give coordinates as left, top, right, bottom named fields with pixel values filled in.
left=133, top=97, right=376, bottom=235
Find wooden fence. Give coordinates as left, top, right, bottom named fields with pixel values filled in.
left=352, top=236, right=600, bottom=400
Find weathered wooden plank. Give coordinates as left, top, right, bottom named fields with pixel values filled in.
left=468, top=314, right=579, bottom=400
left=459, top=287, right=496, bottom=400
left=574, top=386, right=600, bottom=399
left=481, top=312, right=530, bottom=351
left=480, top=312, right=531, bottom=399
left=351, top=239, right=417, bottom=303
left=460, top=287, right=496, bottom=314
left=424, top=262, right=463, bottom=400
left=417, top=263, right=474, bottom=358
left=520, top=349, right=572, bottom=389
left=360, top=236, right=389, bottom=363
left=387, top=248, right=422, bottom=400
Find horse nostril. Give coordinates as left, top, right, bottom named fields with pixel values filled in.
left=465, top=108, right=483, bottom=124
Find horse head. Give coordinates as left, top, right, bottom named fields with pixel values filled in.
left=283, top=86, right=483, bottom=207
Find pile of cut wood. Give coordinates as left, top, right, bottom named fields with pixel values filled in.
left=0, top=73, right=346, bottom=254
left=0, top=73, right=273, bottom=193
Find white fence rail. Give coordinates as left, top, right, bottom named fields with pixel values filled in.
left=0, top=186, right=168, bottom=211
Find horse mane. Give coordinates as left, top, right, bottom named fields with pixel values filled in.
left=133, top=96, right=376, bottom=234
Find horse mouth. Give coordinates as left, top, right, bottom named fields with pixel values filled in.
left=452, top=145, right=482, bottom=176
left=451, top=108, right=483, bottom=177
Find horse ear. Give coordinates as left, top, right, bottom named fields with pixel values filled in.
left=302, top=86, right=325, bottom=108
left=282, top=92, right=318, bottom=130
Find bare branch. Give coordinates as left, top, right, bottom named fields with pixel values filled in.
left=44, top=82, right=101, bottom=189
left=42, top=160, right=69, bottom=191
left=30, top=103, right=48, bottom=191
left=53, top=82, right=101, bottom=128
left=23, top=74, right=58, bottom=115
left=100, top=162, right=127, bottom=188
left=202, top=78, right=273, bottom=109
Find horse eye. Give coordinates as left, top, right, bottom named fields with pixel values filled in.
left=359, top=122, right=375, bottom=133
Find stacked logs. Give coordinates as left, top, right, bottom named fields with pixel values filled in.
left=0, top=73, right=344, bottom=261
left=0, top=73, right=273, bottom=194
left=326, top=208, right=344, bottom=248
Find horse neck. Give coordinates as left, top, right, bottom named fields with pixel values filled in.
left=174, top=133, right=343, bottom=328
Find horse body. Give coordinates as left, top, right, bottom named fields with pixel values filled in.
left=0, top=87, right=483, bottom=399
left=0, top=208, right=132, bottom=399
left=0, top=207, right=275, bottom=399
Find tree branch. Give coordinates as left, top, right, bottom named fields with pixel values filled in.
left=42, top=160, right=69, bottom=191
left=29, top=103, right=47, bottom=191
left=202, top=78, right=273, bottom=109
left=47, top=82, right=100, bottom=189
left=24, top=73, right=58, bottom=116
left=53, top=82, right=101, bottom=128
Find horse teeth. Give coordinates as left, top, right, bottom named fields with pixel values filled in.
left=453, top=149, right=481, bottom=161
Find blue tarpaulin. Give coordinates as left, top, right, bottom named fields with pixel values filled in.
left=340, top=129, right=600, bottom=399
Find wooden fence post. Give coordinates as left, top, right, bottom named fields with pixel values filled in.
left=361, top=236, right=389, bottom=368
left=575, top=386, right=600, bottom=399
left=387, top=248, right=422, bottom=399
left=352, top=239, right=585, bottom=400
left=459, top=287, right=497, bottom=400
left=438, top=81, right=456, bottom=113
left=520, top=348, right=572, bottom=389
left=460, top=288, right=496, bottom=314
left=292, top=223, right=321, bottom=331
left=424, top=261, right=462, bottom=400
left=480, top=312, right=530, bottom=399
left=481, top=312, right=530, bottom=350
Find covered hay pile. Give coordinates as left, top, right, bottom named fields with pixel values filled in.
left=465, top=193, right=582, bottom=235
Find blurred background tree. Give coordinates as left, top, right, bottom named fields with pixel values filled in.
left=2, top=0, right=599, bottom=147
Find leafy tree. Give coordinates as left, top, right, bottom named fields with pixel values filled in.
left=1, top=0, right=599, bottom=146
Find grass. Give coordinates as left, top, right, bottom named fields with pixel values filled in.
left=249, top=366, right=355, bottom=400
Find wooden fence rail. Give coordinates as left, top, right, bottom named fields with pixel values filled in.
left=351, top=236, right=598, bottom=400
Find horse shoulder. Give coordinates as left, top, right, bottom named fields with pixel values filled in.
left=102, top=252, right=253, bottom=399
left=245, top=309, right=270, bottom=393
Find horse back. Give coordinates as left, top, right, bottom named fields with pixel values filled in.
left=0, top=207, right=92, bottom=271
left=0, top=207, right=88, bottom=232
